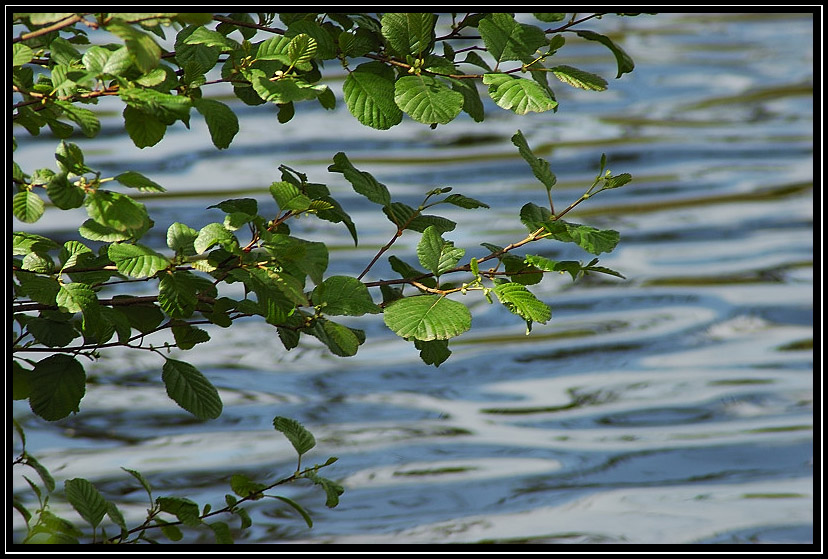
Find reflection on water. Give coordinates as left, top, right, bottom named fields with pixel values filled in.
left=12, top=13, right=813, bottom=545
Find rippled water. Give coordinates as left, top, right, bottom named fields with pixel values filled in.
left=12, top=13, right=814, bottom=545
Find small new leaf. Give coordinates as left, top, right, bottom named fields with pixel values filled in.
left=273, top=416, right=316, bottom=457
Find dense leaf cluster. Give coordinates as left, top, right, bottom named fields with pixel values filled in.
left=11, top=12, right=641, bottom=543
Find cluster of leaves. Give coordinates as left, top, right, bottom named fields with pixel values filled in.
left=13, top=417, right=342, bottom=543
left=11, top=12, right=642, bottom=544
left=12, top=12, right=639, bottom=147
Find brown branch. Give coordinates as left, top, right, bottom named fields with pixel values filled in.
left=13, top=14, right=84, bottom=43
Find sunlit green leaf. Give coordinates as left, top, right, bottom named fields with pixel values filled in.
left=381, top=12, right=436, bottom=57
left=550, top=65, right=608, bottom=91
left=343, top=64, right=403, bottom=130
left=270, top=181, right=312, bottom=212
left=483, top=73, right=558, bottom=115
left=394, top=75, right=463, bottom=125
left=417, top=226, right=465, bottom=277
left=194, top=223, right=239, bottom=254
left=383, top=295, right=471, bottom=341
left=312, top=276, right=380, bottom=316
left=106, top=21, right=163, bottom=73
left=478, top=13, right=547, bottom=64
left=13, top=190, right=45, bottom=223
left=108, top=243, right=169, bottom=278
left=493, top=282, right=551, bottom=325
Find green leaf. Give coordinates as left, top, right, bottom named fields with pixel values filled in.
left=13, top=232, right=59, bottom=256
left=343, top=64, right=403, bottom=130
left=84, top=189, right=152, bottom=239
left=534, top=13, right=566, bottom=22
left=160, top=522, right=183, bottom=542
left=493, top=282, right=551, bottom=325
left=115, top=300, right=164, bottom=334
left=550, top=65, right=608, bottom=91
left=274, top=496, right=313, bottom=528
left=161, top=358, right=223, bottom=420
left=55, top=140, right=91, bottom=175
left=167, top=222, right=198, bottom=256
left=12, top=362, right=31, bottom=400
left=328, top=152, right=391, bottom=206
left=13, top=190, right=45, bottom=223
left=28, top=354, right=86, bottom=421
left=287, top=33, right=317, bottom=68
left=308, top=319, right=363, bottom=357
left=157, top=496, right=202, bottom=527
left=416, top=226, right=465, bottom=277
left=256, top=35, right=292, bottom=62
left=286, top=20, right=337, bottom=60
left=29, top=13, right=74, bottom=25
left=511, top=130, right=557, bottom=193
left=303, top=472, right=344, bottom=508
left=478, top=13, right=547, bottom=63
left=483, top=73, right=558, bottom=115
left=312, top=276, right=380, bottom=316
left=394, top=75, right=464, bottom=125
left=159, top=271, right=199, bottom=318
left=123, top=105, right=167, bottom=148
left=448, top=77, right=485, bottom=122
left=119, top=88, right=191, bottom=125
left=381, top=12, right=436, bottom=57
left=25, top=453, right=56, bottom=493
left=273, top=416, right=316, bottom=456
left=54, top=100, right=101, bottom=137
left=230, top=473, right=267, bottom=498
left=108, top=243, right=170, bottom=278
left=64, top=478, right=108, bottom=528
left=24, top=316, right=78, bottom=348
left=46, top=172, right=85, bottom=209
left=558, top=223, right=621, bottom=255
left=194, top=223, right=240, bottom=254
left=171, top=323, right=211, bottom=350
left=121, top=467, right=153, bottom=501
left=208, top=521, right=233, bottom=544
left=383, top=295, right=471, bottom=341
left=441, top=193, right=490, bottom=209
left=575, top=30, right=635, bottom=78
left=603, top=173, right=632, bottom=189
left=414, top=338, right=451, bottom=367
left=56, top=282, right=97, bottom=314
left=519, top=202, right=553, bottom=231
left=15, top=271, right=60, bottom=306
left=270, top=181, right=312, bottom=212
left=262, top=235, right=329, bottom=285
left=193, top=97, right=239, bottom=149
left=107, top=501, right=129, bottom=540
left=13, top=43, right=34, bottom=66
left=83, top=45, right=133, bottom=76
left=114, top=171, right=166, bottom=192
left=106, top=22, right=163, bottom=73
